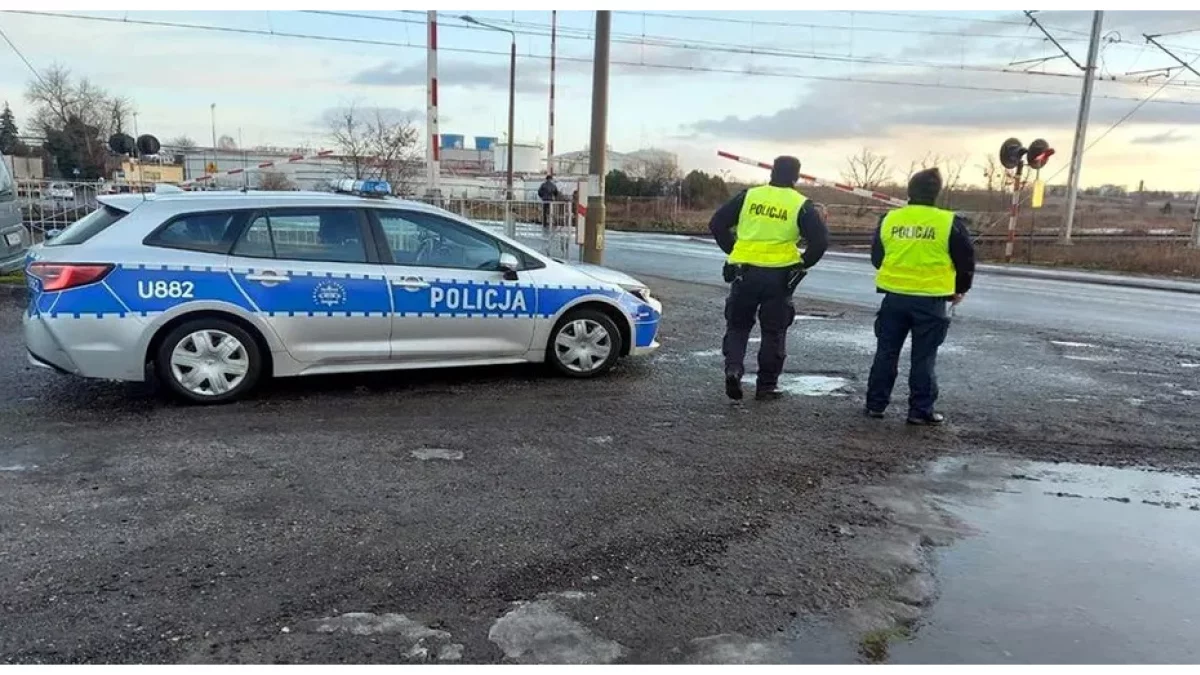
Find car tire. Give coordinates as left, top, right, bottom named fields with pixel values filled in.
left=546, top=308, right=623, bottom=378
left=155, top=318, right=263, bottom=404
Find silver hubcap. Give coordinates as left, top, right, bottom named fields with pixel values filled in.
left=170, top=329, right=249, bottom=396
left=555, top=319, right=612, bottom=373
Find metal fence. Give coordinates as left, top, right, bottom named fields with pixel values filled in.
left=16, top=182, right=580, bottom=262
left=17, top=180, right=103, bottom=242
left=413, top=198, right=577, bottom=261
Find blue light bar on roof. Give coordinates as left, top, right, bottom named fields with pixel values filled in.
left=334, top=179, right=392, bottom=197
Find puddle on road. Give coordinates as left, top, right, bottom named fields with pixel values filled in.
left=789, top=456, right=1200, bottom=664
left=741, top=374, right=853, bottom=397
left=410, top=448, right=464, bottom=461
left=1051, top=340, right=1099, bottom=349
left=0, top=445, right=55, bottom=473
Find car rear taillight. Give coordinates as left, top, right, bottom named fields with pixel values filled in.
left=27, top=263, right=114, bottom=291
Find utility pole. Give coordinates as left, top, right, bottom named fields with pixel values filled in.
left=210, top=103, right=217, bottom=174
left=583, top=10, right=610, bottom=265
left=1192, top=187, right=1200, bottom=248
left=1061, top=10, right=1103, bottom=245
left=426, top=11, right=440, bottom=199
left=506, top=36, right=516, bottom=201
left=1143, top=34, right=1200, bottom=248
left=547, top=10, right=557, bottom=175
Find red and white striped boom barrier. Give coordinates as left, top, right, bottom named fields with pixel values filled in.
left=717, top=150, right=906, bottom=208
left=180, top=149, right=336, bottom=187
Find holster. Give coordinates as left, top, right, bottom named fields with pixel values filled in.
left=722, top=263, right=743, bottom=284
left=786, top=265, right=807, bottom=294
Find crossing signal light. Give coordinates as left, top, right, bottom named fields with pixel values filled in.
left=1027, top=138, right=1054, bottom=170
left=998, top=137, right=1054, bottom=171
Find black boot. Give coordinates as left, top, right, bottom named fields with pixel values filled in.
left=906, top=412, right=946, bottom=426
left=725, top=373, right=743, bottom=401
left=755, top=386, right=785, bottom=401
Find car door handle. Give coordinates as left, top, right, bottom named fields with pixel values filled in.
left=246, top=273, right=290, bottom=283
left=391, top=277, right=430, bottom=289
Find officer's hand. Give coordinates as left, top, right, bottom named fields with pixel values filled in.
left=951, top=293, right=965, bottom=306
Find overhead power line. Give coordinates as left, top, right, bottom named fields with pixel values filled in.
left=614, top=10, right=1077, bottom=41
left=6, top=10, right=1200, bottom=108
left=308, top=10, right=1200, bottom=91
left=0, top=23, right=48, bottom=87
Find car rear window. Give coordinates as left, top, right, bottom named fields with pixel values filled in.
left=44, top=205, right=128, bottom=246
left=145, top=211, right=247, bottom=254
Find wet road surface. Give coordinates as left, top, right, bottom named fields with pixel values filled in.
left=577, top=230, right=1200, bottom=345
left=2, top=273, right=1199, bottom=663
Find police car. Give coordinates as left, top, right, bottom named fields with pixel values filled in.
left=22, top=180, right=662, bottom=404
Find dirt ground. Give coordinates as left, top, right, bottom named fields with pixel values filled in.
left=1, top=278, right=1198, bottom=663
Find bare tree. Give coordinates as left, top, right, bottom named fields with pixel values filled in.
left=328, top=103, right=372, bottom=180
left=977, top=154, right=1002, bottom=194
left=327, top=102, right=420, bottom=194
left=217, top=135, right=238, bottom=151
left=363, top=107, right=420, bottom=194
left=258, top=171, right=294, bottom=191
left=940, top=154, right=968, bottom=209
left=25, top=64, right=130, bottom=173
left=165, top=135, right=197, bottom=150
left=842, top=148, right=892, bottom=216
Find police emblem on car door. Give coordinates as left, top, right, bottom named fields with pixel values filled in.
left=228, top=207, right=392, bottom=365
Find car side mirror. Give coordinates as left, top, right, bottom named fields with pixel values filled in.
left=498, top=252, right=520, bottom=281
left=44, top=229, right=62, bottom=241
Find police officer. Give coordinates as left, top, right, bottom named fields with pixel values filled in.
left=865, top=167, right=975, bottom=425
left=538, top=175, right=561, bottom=229
left=709, top=156, right=829, bottom=401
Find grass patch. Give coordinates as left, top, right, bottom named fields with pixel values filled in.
left=858, top=626, right=912, bottom=664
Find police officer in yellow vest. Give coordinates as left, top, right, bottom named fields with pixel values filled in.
left=865, top=168, right=975, bottom=425
left=709, top=156, right=829, bottom=401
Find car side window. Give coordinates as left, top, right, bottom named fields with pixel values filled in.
left=375, top=210, right=503, bottom=271
left=146, top=211, right=246, bottom=253
left=232, top=214, right=275, bottom=258
left=232, top=208, right=368, bottom=263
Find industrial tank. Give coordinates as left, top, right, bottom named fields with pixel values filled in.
left=492, top=142, right=544, bottom=175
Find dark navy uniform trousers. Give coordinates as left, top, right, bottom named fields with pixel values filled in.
left=722, top=265, right=797, bottom=389
left=865, top=293, right=951, bottom=417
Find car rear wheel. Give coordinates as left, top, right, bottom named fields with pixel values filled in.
left=547, top=308, right=622, bottom=378
left=156, top=319, right=262, bottom=404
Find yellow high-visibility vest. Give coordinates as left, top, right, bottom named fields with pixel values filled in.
left=876, top=204, right=956, bottom=297
left=728, top=185, right=806, bottom=268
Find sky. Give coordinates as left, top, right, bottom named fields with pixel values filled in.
left=2, top=9, right=1200, bottom=190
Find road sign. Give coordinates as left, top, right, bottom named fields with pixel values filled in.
left=1032, top=180, right=1045, bottom=209
left=206, top=162, right=217, bottom=174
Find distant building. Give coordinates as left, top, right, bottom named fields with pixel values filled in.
left=3, top=155, right=44, bottom=181
left=550, top=146, right=678, bottom=177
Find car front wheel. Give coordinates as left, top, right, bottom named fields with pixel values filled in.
left=156, top=318, right=262, bottom=404
left=547, top=308, right=622, bottom=378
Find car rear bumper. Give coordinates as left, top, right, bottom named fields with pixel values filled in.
left=23, top=310, right=147, bottom=382
left=1, top=225, right=31, bottom=274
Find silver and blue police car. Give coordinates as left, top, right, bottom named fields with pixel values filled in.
left=22, top=180, right=662, bottom=404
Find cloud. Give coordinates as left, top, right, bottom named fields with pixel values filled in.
left=1131, top=129, right=1190, bottom=145
left=351, top=59, right=545, bottom=94
left=317, top=106, right=423, bottom=129
left=687, top=68, right=1200, bottom=143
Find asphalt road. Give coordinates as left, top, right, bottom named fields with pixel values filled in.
left=3, top=273, right=1199, bottom=663
left=590, top=231, right=1200, bottom=346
